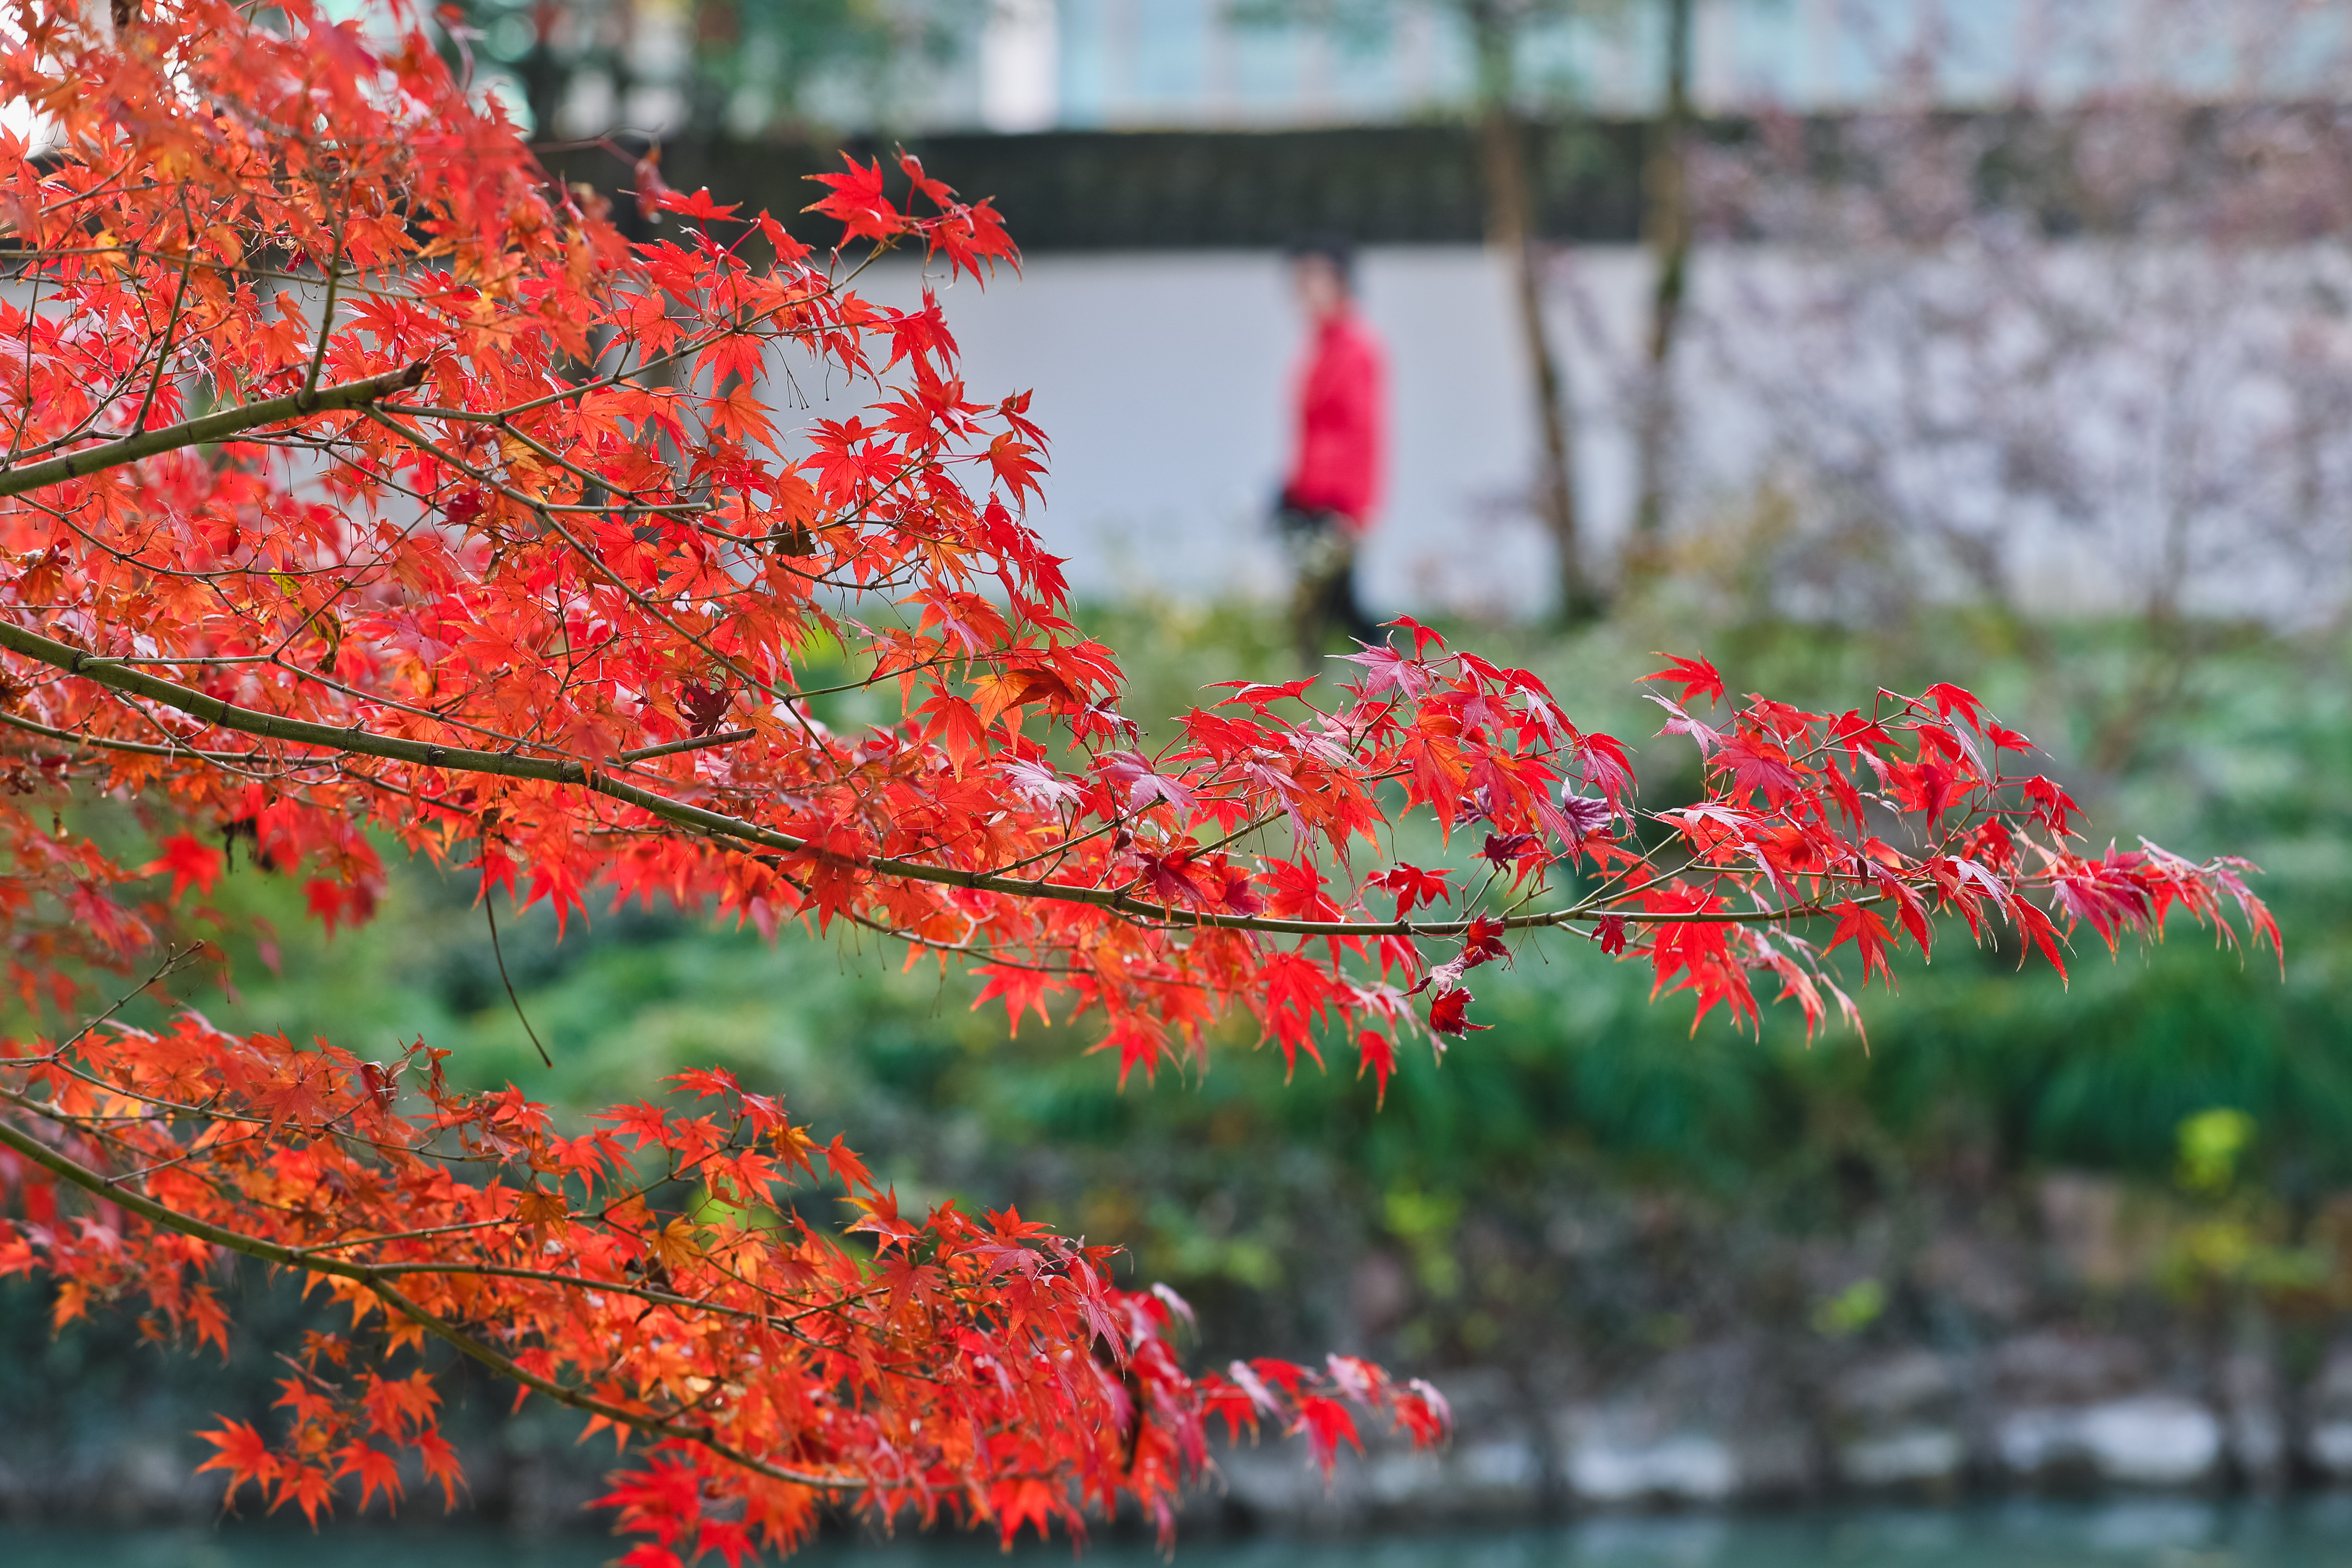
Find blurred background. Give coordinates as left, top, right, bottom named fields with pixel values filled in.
left=16, top=1, right=2352, bottom=1562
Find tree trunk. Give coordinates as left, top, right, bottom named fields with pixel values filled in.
left=1627, top=0, right=1694, bottom=586
left=1471, top=9, right=1601, bottom=625
left=520, top=0, right=572, bottom=143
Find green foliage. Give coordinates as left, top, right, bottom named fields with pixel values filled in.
left=2178, top=1108, right=2257, bottom=1198
left=1811, top=1278, right=1886, bottom=1338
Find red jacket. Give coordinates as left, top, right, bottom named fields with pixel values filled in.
left=1284, top=310, right=1386, bottom=533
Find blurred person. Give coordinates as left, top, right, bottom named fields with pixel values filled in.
left=1275, top=237, right=1386, bottom=670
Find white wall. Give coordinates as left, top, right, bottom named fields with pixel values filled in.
left=858, top=246, right=1638, bottom=621
left=842, top=241, right=2352, bottom=625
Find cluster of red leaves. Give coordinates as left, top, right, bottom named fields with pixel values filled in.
left=0, top=1019, right=1440, bottom=1558
left=0, top=0, right=2272, bottom=1557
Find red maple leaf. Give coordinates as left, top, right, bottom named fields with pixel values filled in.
left=655, top=186, right=739, bottom=223
left=144, top=832, right=224, bottom=903
left=679, top=681, right=731, bottom=737
left=1480, top=831, right=1542, bottom=870
left=1459, top=915, right=1509, bottom=969
left=2022, top=774, right=2079, bottom=838
left=1210, top=676, right=1318, bottom=710
left=804, top=154, right=902, bottom=242
left=331, top=1443, right=405, bottom=1512
left=1825, top=899, right=1898, bottom=990
left=1216, top=867, right=1266, bottom=915
left=973, top=962, right=1057, bottom=1037
left=1427, top=987, right=1488, bottom=1036
left=1337, top=642, right=1431, bottom=700
left=1134, top=850, right=1201, bottom=906
left=1647, top=693, right=1722, bottom=755
left=823, top=1133, right=875, bottom=1193
left=1552, top=789, right=1612, bottom=840
left=1715, top=734, right=1805, bottom=801
left=1354, top=1029, right=1397, bottom=1107
left=1383, top=615, right=1446, bottom=658
left=194, top=1419, right=277, bottom=1496
left=1365, top=862, right=1453, bottom=919
left=1923, top=681, right=1989, bottom=731
left=984, top=430, right=1046, bottom=509
left=1292, top=1393, right=1363, bottom=1474
left=599, top=1102, right=674, bottom=1151
left=1642, top=651, right=1726, bottom=708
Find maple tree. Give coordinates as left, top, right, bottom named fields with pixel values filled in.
left=0, top=2, right=2281, bottom=1561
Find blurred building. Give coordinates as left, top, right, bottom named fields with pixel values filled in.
left=975, top=0, right=2352, bottom=131
left=473, top=0, right=2352, bottom=143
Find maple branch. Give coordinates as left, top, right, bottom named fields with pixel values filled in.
left=0, top=615, right=1912, bottom=941
left=0, top=619, right=593, bottom=781
left=339, top=1257, right=865, bottom=1333
left=0, top=1112, right=867, bottom=1493
left=129, top=227, right=199, bottom=437
left=0, top=706, right=272, bottom=763
left=278, top=1217, right=540, bottom=1257
left=0, top=363, right=426, bottom=498
left=301, top=200, right=345, bottom=399
left=618, top=729, right=755, bottom=764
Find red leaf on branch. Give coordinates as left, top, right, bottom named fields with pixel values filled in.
left=1337, top=641, right=1432, bottom=699
left=804, top=154, right=902, bottom=242
left=1923, top=681, right=1989, bottom=731
left=1427, top=987, right=1488, bottom=1036
left=1648, top=693, right=1722, bottom=756
left=331, top=1443, right=405, bottom=1513
left=655, top=186, right=739, bottom=223
left=2016, top=898, right=2071, bottom=981
left=1355, top=1029, right=1396, bottom=1107
left=984, top=430, right=1047, bottom=509
left=194, top=1419, right=276, bottom=1497
left=1642, top=651, right=1726, bottom=708
left=1459, top=915, right=1508, bottom=969
left=973, top=962, right=1057, bottom=1037
left=1551, top=788, right=1612, bottom=841
left=1384, top=615, right=1446, bottom=658
left=2023, top=774, right=2080, bottom=838
left=1210, top=676, right=1318, bottom=710
left=1715, top=734, right=1805, bottom=802
left=1135, top=849, right=1201, bottom=906
left=1825, top=899, right=1898, bottom=990
left=144, top=833, right=223, bottom=904
left=678, top=682, right=731, bottom=738
left=631, top=149, right=675, bottom=222
left=1366, top=862, right=1452, bottom=918
left=1292, top=1393, right=1363, bottom=1474
left=822, top=1134, right=874, bottom=1193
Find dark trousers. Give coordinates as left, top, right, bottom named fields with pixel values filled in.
left=1278, top=507, right=1379, bottom=671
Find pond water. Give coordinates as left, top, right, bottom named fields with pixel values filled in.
left=11, top=1499, right=2352, bottom=1568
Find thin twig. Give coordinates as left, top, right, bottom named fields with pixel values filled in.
left=485, top=899, right=553, bottom=1067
